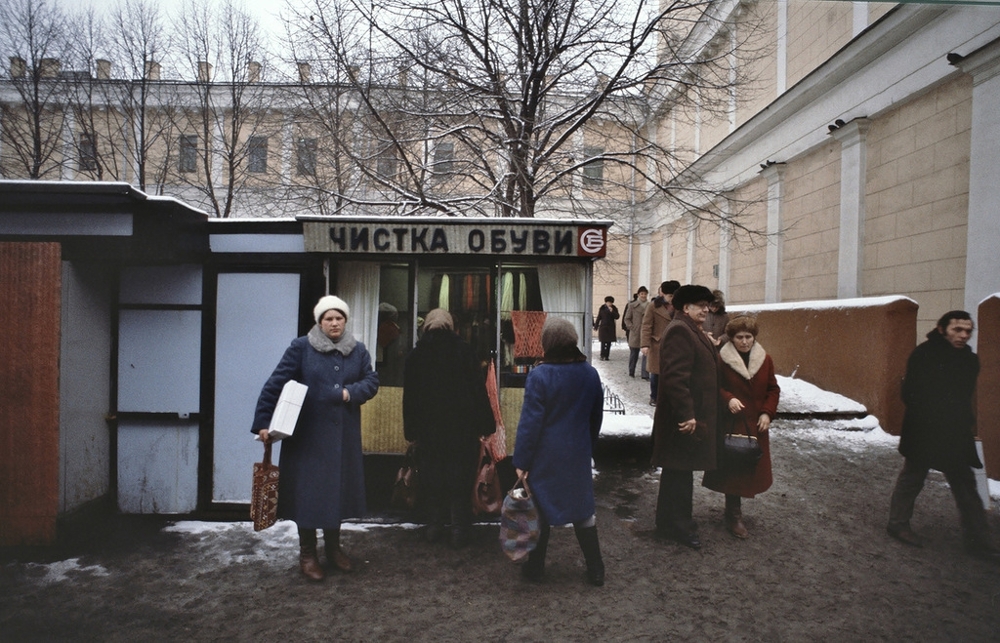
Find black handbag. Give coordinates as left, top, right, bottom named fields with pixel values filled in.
left=722, top=418, right=762, bottom=472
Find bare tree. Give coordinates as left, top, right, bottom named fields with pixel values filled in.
left=0, top=0, right=71, bottom=179
left=172, top=0, right=275, bottom=217
left=279, top=0, right=763, bottom=222
left=105, top=0, right=175, bottom=193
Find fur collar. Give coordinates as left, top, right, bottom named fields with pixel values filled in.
left=719, top=341, right=766, bottom=380
left=308, top=324, right=357, bottom=355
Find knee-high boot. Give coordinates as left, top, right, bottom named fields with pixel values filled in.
left=521, top=524, right=550, bottom=582
left=725, top=494, right=748, bottom=539
left=298, top=528, right=325, bottom=581
left=574, top=524, right=605, bottom=587
left=323, top=527, right=353, bottom=573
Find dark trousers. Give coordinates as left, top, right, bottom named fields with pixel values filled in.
left=628, top=347, right=640, bottom=376
left=888, top=457, right=991, bottom=546
left=656, top=468, right=696, bottom=536
left=600, top=341, right=612, bottom=360
left=649, top=373, right=659, bottom=402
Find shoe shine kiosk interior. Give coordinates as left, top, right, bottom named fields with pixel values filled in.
left=0, top=181, right=610, bottom=543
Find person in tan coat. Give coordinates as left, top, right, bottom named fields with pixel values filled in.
left=640, top=280, right=679, bottom=406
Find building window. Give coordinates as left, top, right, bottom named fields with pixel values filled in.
left=248, top=136, right=268, bottom=173
left=433, top=141, right=454, bottom=175
left=376, top=150, right=397, bottom=181
left=296, top=137, right=317, bottom=176
left=179, top=135, right=198, bottom=173
left=582, top=146, right=604, bottom=186
left=79, top=133, right=97, bottom=171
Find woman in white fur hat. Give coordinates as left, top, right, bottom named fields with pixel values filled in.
left=253, top=295, right=380, bottom=581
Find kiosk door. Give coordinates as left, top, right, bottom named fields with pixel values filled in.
left=212, top=272, right=300, bottom=503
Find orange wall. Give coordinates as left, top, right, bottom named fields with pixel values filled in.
left=977, top=296, right=1000, bottom=479
left=732, top=297, right=917, bottom=436
left=0, top=242, right=62, bottom=546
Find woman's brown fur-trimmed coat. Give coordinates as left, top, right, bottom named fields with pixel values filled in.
left=651, top=314, right=720, bottom=471
left=702, top=341, right=780, bottom=497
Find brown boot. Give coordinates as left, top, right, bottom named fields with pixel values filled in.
left=298, top=529, right=325, bottom=581
left=324, top=528, right=354, bottom=573
left=725, top=495, right=749, bottom=539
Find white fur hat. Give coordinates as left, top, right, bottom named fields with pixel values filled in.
left=314, top=295, right=350, bottom=322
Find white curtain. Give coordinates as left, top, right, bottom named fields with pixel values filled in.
left=337, top=261, right=380, bottom=369
left=537, top=263, right=587, bottom=353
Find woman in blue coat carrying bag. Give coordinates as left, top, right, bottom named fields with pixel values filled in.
left=513, top=317, right=606, bottom=586
left=253, top=295, right=380, bottom=582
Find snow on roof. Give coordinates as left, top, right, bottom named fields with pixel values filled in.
left=729, top=295, right=915, bottom=313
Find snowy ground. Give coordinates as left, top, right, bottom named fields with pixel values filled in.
left=4, top=339, right=1000, bottom=641
left=591, top=339, right=999, bottom=499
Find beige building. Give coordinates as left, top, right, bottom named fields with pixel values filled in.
left=606, top=1, right=1000, bottom=338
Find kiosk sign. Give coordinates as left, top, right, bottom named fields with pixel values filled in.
left=302, top=219, right=608, bottom=258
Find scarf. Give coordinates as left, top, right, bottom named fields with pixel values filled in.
left=308, top=324, right=357, bottom=356
left=719, top=340, right=766, bottom=380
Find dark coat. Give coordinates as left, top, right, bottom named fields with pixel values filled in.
left=402, top=328, right=495, bottom=493
left=513, top=360, right=604, bottom=525
left=253, top=333, right=379, bottom=529
left=898, top=330, right=981, bottom=471
left=640, top=297, right=674, bottom=374
left=651, top=314, right=720, bottom=471
left=702, top=311, right=730, bottom=349
left=702, top=342, right=780, bottom=497
left=594, top=304, right=620, bottom=343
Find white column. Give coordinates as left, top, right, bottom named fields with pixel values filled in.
left=638, top=236, right=652, bottom=289
left=776, top=0, right=788, bottom=96
left=852, top=2, right=868, bottom=38
left=685, top=220, right=695, bottom=284
left=661, top=228, right=671, bottom=281
left=831, top=118, right=871, bottom=299
left=62, top=110, right=76, bottom=180
left=717, top=198, right=732, bottom=294
left=958, top=43, right=1000, bottom=334
left=281, top=113, right=294, bottom=185
left=761, top=163, right=786, bottom=303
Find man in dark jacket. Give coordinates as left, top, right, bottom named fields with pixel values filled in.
left=887, top=310, right=999, bottom=561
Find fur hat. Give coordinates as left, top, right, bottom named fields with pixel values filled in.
left=671, top=285, right=715, bottom=311
left=541, top=317, right=579, bottom=354
left=423, top=308, right=454, bottom=332
left=313, top=295, right=350, bottom=322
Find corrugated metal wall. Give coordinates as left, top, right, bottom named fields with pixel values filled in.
left=0, top=242, right=62, bottom=546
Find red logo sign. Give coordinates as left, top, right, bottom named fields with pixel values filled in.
left=578, top=227, right=606, bottom=257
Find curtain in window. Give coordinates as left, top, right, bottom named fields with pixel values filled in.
left=338, top=262, right=380, bottom=368
left=537, top=263, right=587, bottom=353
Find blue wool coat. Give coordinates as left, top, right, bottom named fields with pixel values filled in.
left=253, top=334, right=379, bottom=528
left=512, top=360, right=604, bottom=526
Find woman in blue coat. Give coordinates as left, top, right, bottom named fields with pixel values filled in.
left=513, top=317, right=605, bottom=586
left=254, top=295, right=379, bottom=581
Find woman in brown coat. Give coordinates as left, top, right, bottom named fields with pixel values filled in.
left=651, top=285, right=719, bottom=549
left=702, top=316, right=780, bottom=539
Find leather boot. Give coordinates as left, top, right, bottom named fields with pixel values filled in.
left=298, top=529, right=325, bottom=581
left=574, top=524, right=605, bottom=587
left=521, top=524, right=550, bottom=582
left=725, top=495, right=749, bottom=539
left=323, top=528, right=354, bottom=573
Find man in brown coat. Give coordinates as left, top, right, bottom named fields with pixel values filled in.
left=640, top=280, right=680, bottom=406
left=651, top=285, right=720, bottom=549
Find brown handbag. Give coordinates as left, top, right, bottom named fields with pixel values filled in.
left=250, top=440, right=279, bottom=531
left=391, top=442, right=419, bottom=511
left=472, top=437, right=503, bottom=515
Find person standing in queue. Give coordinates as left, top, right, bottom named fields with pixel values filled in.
left=514, top=317, right=606, bottom=586
left=650, top=285, right=720, bottom=550
left=403, top=308, right=495, bottom=549
left=253, top=295, right=380, bottom=581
